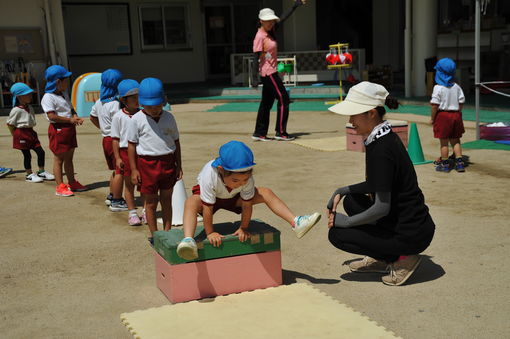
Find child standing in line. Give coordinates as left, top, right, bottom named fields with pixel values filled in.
left=176, top=140, right=321, bottom=261
left=111, top=79, right=142, bottom=226
left=127, top=78, right=182, bottom=243
left=89, top=69, right=127, bottom=210
left=41, top=65, right=87, bottom=197
left=430, top=58, right=466, bottom=173
left=7, top=83, right=54, bottom=183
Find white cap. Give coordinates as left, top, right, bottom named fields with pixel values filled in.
left=328, top=81, right=389, bottom=116
left=259, top=8, right=279, bottom=21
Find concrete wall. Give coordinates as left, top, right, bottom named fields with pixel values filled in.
left=372, top=0, right=404, bottom=70
left=63, top=0, right=206, bottom=84
left=281, top=1, right=316, bottom=51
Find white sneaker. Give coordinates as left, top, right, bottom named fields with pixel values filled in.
left=177, top=237, right=198, bottom=260
left=26, top=173, right=44, bottom=183
left=37, top=171, right=55, bottom=181
left=293, top=212, right=321, bottom=238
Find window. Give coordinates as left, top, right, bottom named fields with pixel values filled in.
left=139, top=3, right=192, bottom=50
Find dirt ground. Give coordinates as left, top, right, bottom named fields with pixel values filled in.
left=1, top=104, right=509, bottom=338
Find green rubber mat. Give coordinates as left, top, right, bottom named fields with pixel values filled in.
left=153, top=219, right=281, bottom=265
left=462, top=139, right=510, bottom=151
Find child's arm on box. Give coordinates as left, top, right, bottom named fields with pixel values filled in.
left=204, top=204, right=224, bottom=247
left=234, top=199, right=252, bottom=242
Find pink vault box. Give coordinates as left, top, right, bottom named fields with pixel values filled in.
left=346, top=120, right=408, bottom=152
left=155, top=250, right=282, bottom=303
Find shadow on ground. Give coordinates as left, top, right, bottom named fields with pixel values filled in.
left=85, top=180, right=109, bottom=191
left=283, top=269, right=341, bottom=285
left=340, top=255, right=445, bottom=286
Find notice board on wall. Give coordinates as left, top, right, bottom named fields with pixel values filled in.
left=0, top=28, right=45, bottom=60
left=62, top=3, right=132, bottom=56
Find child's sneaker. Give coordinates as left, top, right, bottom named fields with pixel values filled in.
left=105, top=193, right=113, bottom=206
left=141, top=209, right=147, bottom=224
left=0, top=167, right=12, bottom=178
left=37, top=170, right=55, bottom=181
left=251, top=134, right=272, bottom=142
left=55, top=183, right=74, bottom=197
left=455, top=158, right=465, bottom=172
left=68, top=180, right=88, bottom=192
left=128, top=214, right=142, bottom=226
left=177, top=237, right=199, bottom=260
left=109, top=198, right=128, bottom=212
left=274, top=133, right=295, bottom=141
left=293, top=212, right=321, bottom=238
left=435, top=160, right=450, bottom=173
left=26, top=173, right=44, bottom=183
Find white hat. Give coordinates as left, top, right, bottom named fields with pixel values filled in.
left=259, top=8, right=279, bottom=21
left=328, top=81, right=389, bottom=116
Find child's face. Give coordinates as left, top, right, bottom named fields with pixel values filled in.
left=123, top=95, right=139, bottom=111
left=17, top=93, right=32, bottom=105
left=221, top=170, right=252, bottom=190
left=57, top=78, right=69, bottom=92
left=144, top=104, right=163, bottom=117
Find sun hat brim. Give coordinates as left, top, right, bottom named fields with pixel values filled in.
left=328, top=100, right=378, bottom=116
left=140, top=97, right=164, bottom=106
left=259, top=14, right=279, bottom=21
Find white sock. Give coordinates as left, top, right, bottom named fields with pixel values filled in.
left=129, top=209, right=137, bottom=216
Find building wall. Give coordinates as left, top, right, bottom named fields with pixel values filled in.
left=281, top=1, right=317, bottom=51
left=63, top=0, right=206, bottom=84
left=372, top=0, right=404, bottom=70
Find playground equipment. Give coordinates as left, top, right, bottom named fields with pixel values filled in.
left=71, top=72, right=101, bottom=117
left=325, top=43, right=352, bottom=105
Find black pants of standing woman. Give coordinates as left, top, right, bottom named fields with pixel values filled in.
left=328, top=194, right=433, bottom=262
left=254, top=72, right=290, bottom=137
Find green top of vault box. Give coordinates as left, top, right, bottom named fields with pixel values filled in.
left=153, top=219, right=280, bottom=265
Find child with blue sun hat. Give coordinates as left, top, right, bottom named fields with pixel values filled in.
left=176, top=140, right=321, bottom=260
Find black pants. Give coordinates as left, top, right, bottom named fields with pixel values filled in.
left=21, top=147, right=45, bottom=170
left=254, top=73, right=290, bottom=136
left=328, top=194, right=427, bottom=262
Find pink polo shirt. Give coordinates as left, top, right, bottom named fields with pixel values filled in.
left=253, top=28, right=277, bottom=77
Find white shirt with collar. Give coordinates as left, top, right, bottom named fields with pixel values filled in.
left=197, top=160, right=255, bottom=205
left=430, top=83, right=465, bottom=111
left=110, top=108, right=135, bottom=148
left=41, top=92, right=73, bottom=122
left=89, top=99, right=121, bottom=137
left=126, top=110, right=179, bottom=156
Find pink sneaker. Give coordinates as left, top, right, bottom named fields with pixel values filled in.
left=68, top=180, right=88, bottom=192
left=128, top=214, right=142, bottom=226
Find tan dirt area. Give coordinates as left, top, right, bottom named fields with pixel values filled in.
left=1, top=103, right=509, bottom=338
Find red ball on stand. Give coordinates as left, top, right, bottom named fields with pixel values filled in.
left=339, top=52, right=352, bottom=64
left=326, top=53, right=340, bottom=65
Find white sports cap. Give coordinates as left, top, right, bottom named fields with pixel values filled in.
left=328, top=81, right=389, bottom=116
left=259, top=8, right=279, bottom=21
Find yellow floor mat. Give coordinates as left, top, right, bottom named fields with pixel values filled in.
left=120, top=283, right=400, bottom=339
left=291, top=136, right=346, bottom=152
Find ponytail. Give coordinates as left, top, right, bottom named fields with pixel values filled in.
left=374, top=96, right=399, bottom=118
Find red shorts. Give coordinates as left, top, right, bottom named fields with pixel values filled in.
left=137, top=154, right=177, bottom=195
left=115, top=148, right=135, bottom=177
left=48, top=123, right=77, bottom=155
left=192, top=184, right=243, bottom=214
left=13, top=128, right=41, bottom=150
left=102, top=136, right=115, bottom=170
left=433, top=111, right=465, bottom=139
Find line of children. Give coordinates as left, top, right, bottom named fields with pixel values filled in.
left=90, top=69, right=127, bottom=210
left=7, top=83, right=54, bottom=182
left=40, top=65, right=87, bottom=196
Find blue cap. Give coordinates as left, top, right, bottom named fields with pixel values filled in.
left=45, top=65, right=72, bottom=93
left=434, top=58, right=456, bottom=88
left=211, top=141, right=256, bottom=171
left=118, top=79, right=140, bottom=98
left=100, top=69, right=123, bottom=103
left=10, top=83, right=34, bottom=107
left=139, top=77, right=164, bottom=106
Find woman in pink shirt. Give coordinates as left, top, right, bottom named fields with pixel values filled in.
left=251, top=0, right=305, bottom=142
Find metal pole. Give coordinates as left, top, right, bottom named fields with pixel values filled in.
left=475, top=0, right=481, bottom=140
left=44, top=0, right=57, bottom=65
left=405, top=0, right=411, bottom=97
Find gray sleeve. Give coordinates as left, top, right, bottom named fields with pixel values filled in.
left=333, top=191, right=391, bottom=228
left=327, top=186, right=351, bottom=210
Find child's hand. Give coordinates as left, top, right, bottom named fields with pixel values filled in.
left=207, top=232, right=225, bottom=247
left=116, top=158, right=124, bottom=171
left=70, top=116, right=84, bottom=125
left=429, top=119, right=434, bottom=125
left=131, top=169, right=141, bottom=186
left=233, top=228, right=250, bottom=242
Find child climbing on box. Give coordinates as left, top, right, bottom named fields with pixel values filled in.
left=176, top=140, right=321, bottom=260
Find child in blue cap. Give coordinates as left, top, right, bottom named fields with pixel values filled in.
left=126, top=77, right=182, bottom=242
left=7, top=83, right=54, bottom=182
left=176, top=140, right=321, bottom=260
left=89, top=69, right=127, bottom=210
left=111, top=79, right=142, bottom=226
left=430, top=58, right=466, bottom=172
left=41, top=65, right=86, bottom=196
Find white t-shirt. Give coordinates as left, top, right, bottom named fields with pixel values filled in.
left=126, top=110, right=179, bottom=156
left=41, top=92, right=73, bottom=122
left=89, top=99, right=121, bottom=137
left=7, top=106, right=36, bottom=128
left=430, top=83, right=465, bottom=111
left=110, top=109, right=134, bottom=148
left=197, top=160, right=256, bottom=205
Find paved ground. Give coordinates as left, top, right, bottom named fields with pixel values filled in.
left=1, top=103, right=509, bottom=338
